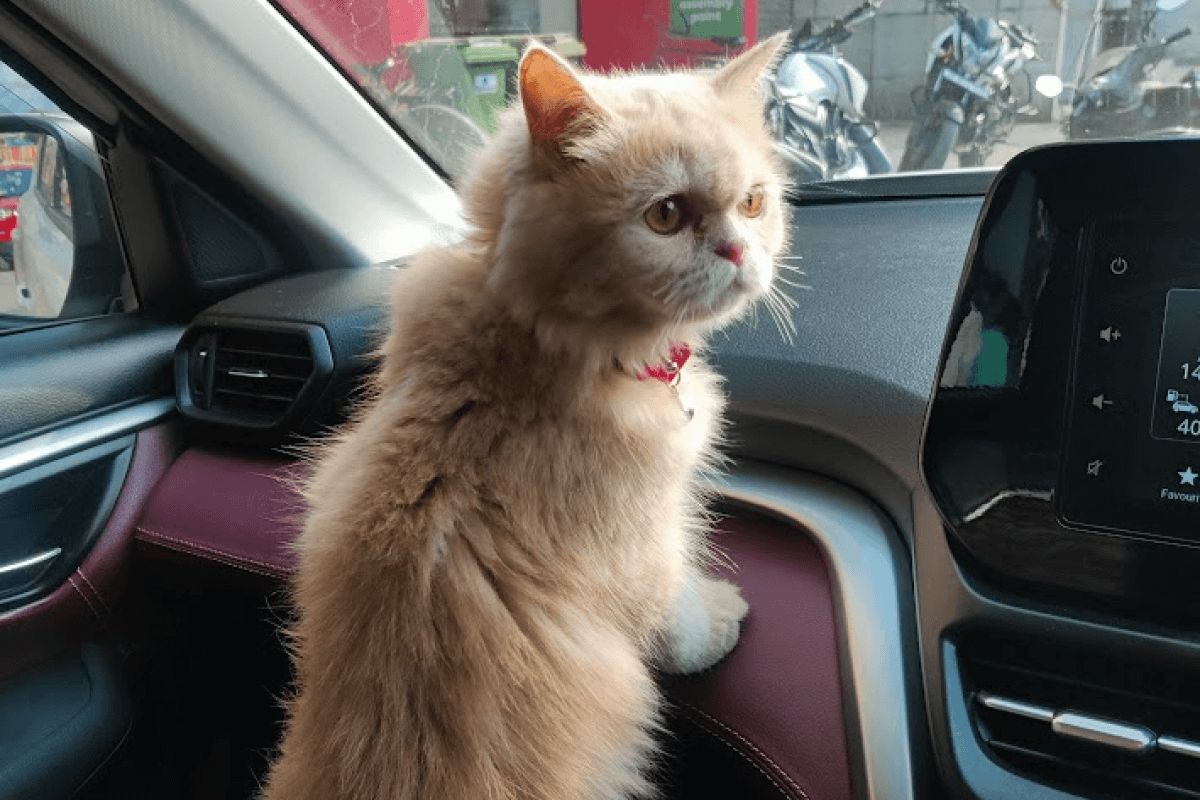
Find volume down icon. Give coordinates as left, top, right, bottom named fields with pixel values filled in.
left=1092, top=394, right=1114, bottom=410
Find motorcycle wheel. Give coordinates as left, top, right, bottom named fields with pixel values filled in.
left=899, top=115, right=959, bottom=172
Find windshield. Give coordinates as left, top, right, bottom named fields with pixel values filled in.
left=275, top=0, right=1200, bottom=185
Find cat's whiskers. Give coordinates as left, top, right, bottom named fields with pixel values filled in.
left=762, top=284, right=798, bottom=344
left=764, top=299, right=788, bottom=344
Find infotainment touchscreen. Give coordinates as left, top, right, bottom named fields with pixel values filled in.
left=1058, top=222, right=1200, bottom=541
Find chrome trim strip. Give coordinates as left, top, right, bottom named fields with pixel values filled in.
left=0, top=398, right=175, bottom=480
left=976, top=692, right=1055, bottom=723
left=1051, top=711, right=1155, bottom=753
left=0, top=547, right=60, bottom=576
left=709, top=463, right=916, bottom=800
left=1158, top=735, right=1200, bottom=758
left=227, top=368, right=269, bottom=379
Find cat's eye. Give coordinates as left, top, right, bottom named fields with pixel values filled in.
left=645, top=196, right=687, bottom=235
left=739, top=188, right=765, bottom=219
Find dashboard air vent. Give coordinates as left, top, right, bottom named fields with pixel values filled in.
left=177, top=323, right=333, bottom=431
left=211, top=329, right=313, bottom=419
left=961, top=635, right=1200, bottom=799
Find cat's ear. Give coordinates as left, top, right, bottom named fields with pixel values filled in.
left=519, top=45, right=597, bottom=150
left=710, top=32, right=789, bottom=100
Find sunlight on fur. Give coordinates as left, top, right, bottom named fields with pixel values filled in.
left=262, top=32, right=792, bottom=800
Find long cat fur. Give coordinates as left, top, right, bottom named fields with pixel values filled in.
left=263, top=35, right=790, bottom=800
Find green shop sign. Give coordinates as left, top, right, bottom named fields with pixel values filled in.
left=670, top=0, right=744, bottom=41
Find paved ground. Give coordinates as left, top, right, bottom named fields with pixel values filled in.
left=875, top=120, right=1065, bottom=168
left=0, top=268, right=21, bottom=316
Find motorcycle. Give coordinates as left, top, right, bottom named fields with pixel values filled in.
left=1067, top=0, right=1198, bottom=140
left=766, top=0, right=892, bottom=182
left=900, top=0, right=1051, bottom=170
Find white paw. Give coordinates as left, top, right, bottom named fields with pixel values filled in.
left=656, top=576, right=748, bottom=674
left=699, top=578, right=749, bottom=666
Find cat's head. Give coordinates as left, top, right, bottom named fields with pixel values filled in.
left=461, top=35, right=790, bottom=369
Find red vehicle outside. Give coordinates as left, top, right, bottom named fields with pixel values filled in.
left=0, top=137, right=38, bottom=269
left=0, top=164, right=33, bottom=269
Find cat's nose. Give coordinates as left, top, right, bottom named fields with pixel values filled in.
left=714, top=241, right=744, bottom=267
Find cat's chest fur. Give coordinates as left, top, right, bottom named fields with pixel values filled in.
left=605, top=360, right=722, bottom=473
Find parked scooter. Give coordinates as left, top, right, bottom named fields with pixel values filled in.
left=766, top=0, right=892, bottom=182
left=900, top=0, right=1052, bottom=170
left=1067, top=0, right=1198, bottom=139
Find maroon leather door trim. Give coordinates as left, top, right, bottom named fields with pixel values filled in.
left=662, top=517, right=853, bottom=800
left=134, top=447, right=852, bottom=800
left=135, top=447, right=302, bottom=579
left=0, top=425, right=177, bottom=683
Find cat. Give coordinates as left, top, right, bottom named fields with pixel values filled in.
left=263, top=33, right=790, bottom=800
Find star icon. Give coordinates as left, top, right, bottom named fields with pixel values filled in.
left=1180, top=467, right=1198, bottom=486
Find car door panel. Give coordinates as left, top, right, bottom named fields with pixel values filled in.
left=0, top=434, right=133, bottom=613
left=0, top=422, right=176, bottom=682
left=0, top=644, right=131, bottom=800
left=0, top=405, right=177, bottom=800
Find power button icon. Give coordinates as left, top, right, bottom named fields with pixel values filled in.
left=1110, top=256, right=1129, bottom=275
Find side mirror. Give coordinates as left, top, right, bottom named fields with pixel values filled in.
left=0, top=114, right=121, bottom=322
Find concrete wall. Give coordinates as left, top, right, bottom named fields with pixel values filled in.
left=759, top=0, right=1200, bottom=119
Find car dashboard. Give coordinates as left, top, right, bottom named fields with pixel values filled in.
left=155, top=139, right=1200, bottom=800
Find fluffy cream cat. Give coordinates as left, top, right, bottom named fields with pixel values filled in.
left=263, top=34, right=789, bottom=800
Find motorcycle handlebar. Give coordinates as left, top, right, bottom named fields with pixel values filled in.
left=840, top=0, right=880, bottom=27
left=790, top=0, right=878, bottom=51
left=1166, top=27, right=1193, bottom=45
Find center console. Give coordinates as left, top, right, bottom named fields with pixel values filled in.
left=919, top=139, right=1200, bottom=799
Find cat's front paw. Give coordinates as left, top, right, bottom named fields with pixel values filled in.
left=697, top=577, right=748, bottom=666
left=656, top=576, right=748, bottom=675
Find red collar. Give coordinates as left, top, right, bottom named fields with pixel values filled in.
left=637, top=341, right=691, bottom=385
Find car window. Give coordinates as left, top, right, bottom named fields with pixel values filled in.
left=275, top=0, right=1200, bottom=185
left=0, top=61, right=125, bottom=327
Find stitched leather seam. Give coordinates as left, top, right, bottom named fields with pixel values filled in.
left=137, top=529, right=283, bottom=578
left=136, top=527, right=288, bottom=578
left=677, top=709, right=796, bottom=800
left=67, top=574, right=103, bottom=622
left=75, top=569, right=110, bottom=617
left=74, top=571, right=106, bottom=620
left=138, top=534, right=281, bottom=579
left=674, top=700, right=812, bottom=800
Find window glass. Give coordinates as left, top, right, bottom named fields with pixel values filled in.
left=275, top=0, right=1200, bottom=184
left=0, top=61, right=125, bottom=327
